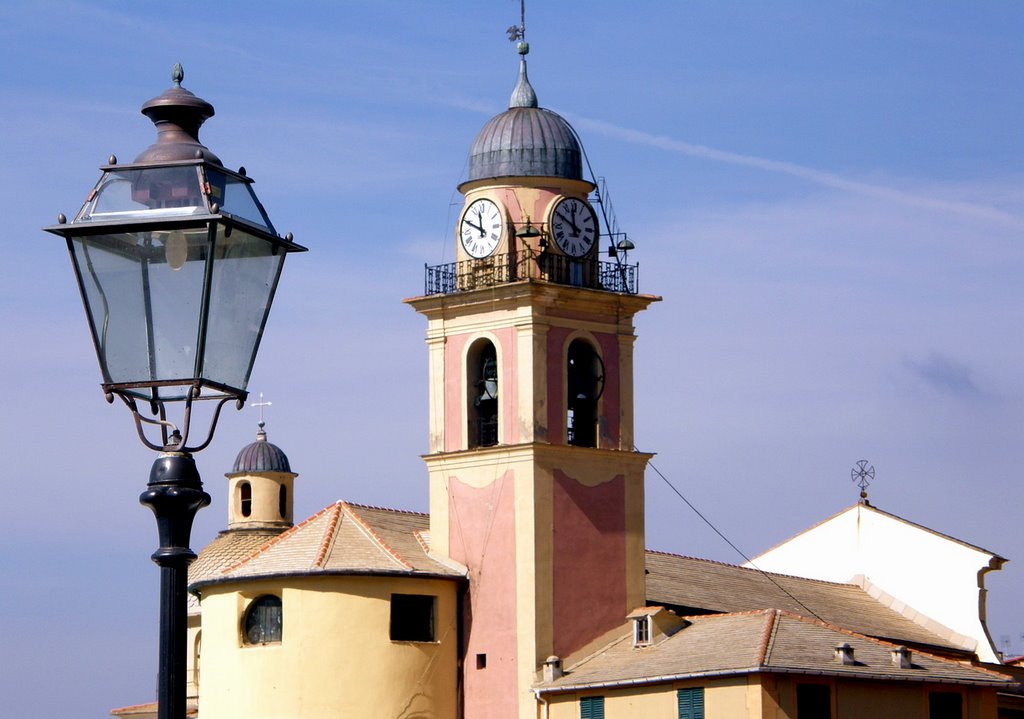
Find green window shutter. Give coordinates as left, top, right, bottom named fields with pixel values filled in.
left=581, top=696, right=605, bottom=719
left=678, top=688, right=705, bottom=719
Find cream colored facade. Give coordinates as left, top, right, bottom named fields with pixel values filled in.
left=198, top=575, right=459, bottom=719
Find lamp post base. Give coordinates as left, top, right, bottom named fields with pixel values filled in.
left=140, top=452, right=211, bottom=719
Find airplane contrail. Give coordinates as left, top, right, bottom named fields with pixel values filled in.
left=572, top=116, right=1024, bottom=228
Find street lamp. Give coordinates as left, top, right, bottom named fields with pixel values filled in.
left=43, top=65, right=305, bottom=719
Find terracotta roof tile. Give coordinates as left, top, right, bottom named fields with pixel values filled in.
left=191, top=502, right=463, bottom=589
left=186, top=529, right=282, bottom=611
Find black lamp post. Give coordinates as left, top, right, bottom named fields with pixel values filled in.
left=44, top=65, right=305, bottom=719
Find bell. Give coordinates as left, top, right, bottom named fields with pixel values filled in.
left=476, top=357, right=498, bottom=404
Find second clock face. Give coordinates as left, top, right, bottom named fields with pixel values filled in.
left=460, top=198, right=504, bottom=258
left=551, top=197, right=597, bottom=257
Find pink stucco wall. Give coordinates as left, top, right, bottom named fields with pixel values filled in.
left=444, top=327, right=518, bottom=451
left=552, top=469, right=627, bottom=657
left=448, top=472, right=519, bottom=719
left=444, top=333, right=470, bottom=452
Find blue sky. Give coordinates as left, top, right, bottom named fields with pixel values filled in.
left=2, top=2, right=1023, bottom=716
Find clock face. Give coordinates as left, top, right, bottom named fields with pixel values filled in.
left=551, top=197, right=597, bottom=257
left=459, top=198, right=504, bottom=258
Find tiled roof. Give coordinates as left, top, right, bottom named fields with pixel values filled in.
left=110, top=699, right=196, bottom=717
left=536, top=610, right=1015, bottom=693
left=645, top=551, right=964, bottom=652
left=192, top=502, right=464, bottom=588
left=187, top=529, right=282, bottom=611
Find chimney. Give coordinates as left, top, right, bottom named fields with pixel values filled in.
left=834, top=642, right=856, bottom=665
left=891, top=646, right=913, bottom=669
left=543, top=656, right=563, bottom=682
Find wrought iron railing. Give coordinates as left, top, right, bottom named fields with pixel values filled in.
left=424, top=250, right=638, bottom=296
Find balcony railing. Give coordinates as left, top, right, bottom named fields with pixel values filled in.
left=424, top=250, right=638, bottom=296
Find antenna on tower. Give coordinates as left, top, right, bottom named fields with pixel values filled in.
left=851, top=460, right=875, bottom=504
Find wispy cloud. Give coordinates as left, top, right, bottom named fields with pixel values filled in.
left=903, top=352, right=982, bottom=398
left=570, top=116, right=1024, bottom=228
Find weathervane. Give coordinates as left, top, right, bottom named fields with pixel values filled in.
left=507, top=0, right=527, bottom=43
left=851, top=460, right=875, bottom=502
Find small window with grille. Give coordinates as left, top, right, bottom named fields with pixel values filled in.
left=242, top=595, right=282, bottom=645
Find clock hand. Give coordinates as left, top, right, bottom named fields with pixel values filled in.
left=464, top=218, right=486, bottom=236
left=557, top=212, right=581, bottom=236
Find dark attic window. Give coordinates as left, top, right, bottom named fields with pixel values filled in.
left=390, top=594, right=436, bottom=642
left=929, top=692, right=963, bottom=719
left=796, top=684, right=831, bottom=719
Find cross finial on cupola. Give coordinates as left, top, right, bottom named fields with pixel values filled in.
left=251, top=392, right=273, bottom=441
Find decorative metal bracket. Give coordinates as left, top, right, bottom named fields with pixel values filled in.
left=114, top=387, right=244, bottom=453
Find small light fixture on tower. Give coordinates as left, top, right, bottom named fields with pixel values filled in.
left=516, top=216, right=542, bottom=239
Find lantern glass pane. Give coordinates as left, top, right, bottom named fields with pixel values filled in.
left=69, top=228, right=211, bottom=401
left=205, top=169, right=274, bottom=231
left=77, top=167, right=207, bottom=223
left=201, top=224, right=285, bottom=393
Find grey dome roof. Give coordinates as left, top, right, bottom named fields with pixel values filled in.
left=467, top=57, right=583, bottom=182
left=233, top=426, right=291, bottom=473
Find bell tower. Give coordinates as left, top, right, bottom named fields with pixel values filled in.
left=407, top=40, right=658, bottom=719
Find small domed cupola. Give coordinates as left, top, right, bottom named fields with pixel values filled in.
left=233, top=423, right=292, bottom=473
left=225, top=421, right=297, bottom=530
left=466, top=42, right=585, bottom=183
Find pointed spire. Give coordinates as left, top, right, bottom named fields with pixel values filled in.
left=509, top=41, right=538, bottom=109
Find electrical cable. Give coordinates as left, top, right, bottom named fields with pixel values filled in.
left=643, top=452, right=826, bottom=623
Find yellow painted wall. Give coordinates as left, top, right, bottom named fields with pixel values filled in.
left=542, top=678, right=751, bottom=719
left=198, top=575, right=458, bottom=719
left=540, top=676, right=1000, bottom=719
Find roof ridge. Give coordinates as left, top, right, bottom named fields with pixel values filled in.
left=413, top=529, right=431, bottom=554
left=646, top=549, right=864, bottom=589
left=342, top=501, right=413, bottom=570
left=313, top=503, right=344, bottom=568
left=341, top=500, right=429, bottom=518
left=219, top=501, right=344, bottom=574
left=757, top=609, right=780, bottom=666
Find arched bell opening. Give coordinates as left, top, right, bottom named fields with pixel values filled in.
left=567, top=339, right=605, bottom=448
left=239, top=481, right=252, bottom=518
left=467, top=338, right=499, bottom=448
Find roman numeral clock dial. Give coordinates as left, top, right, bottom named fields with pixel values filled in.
left=551, top=197, right=597, bottom=258
left=459, top=198, right=505, bottom=259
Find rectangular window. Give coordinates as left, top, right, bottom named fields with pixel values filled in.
left=677, top=687, right=705, bottom=719
left=796, top=684, right=831, bottom=719
left=634, top=616, right=651, bottom=646
left=929, top=692, right=963, bottom=719
left=580, top=696, right=605, bottom=719
left=389, top=594, right=436, bottom=642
